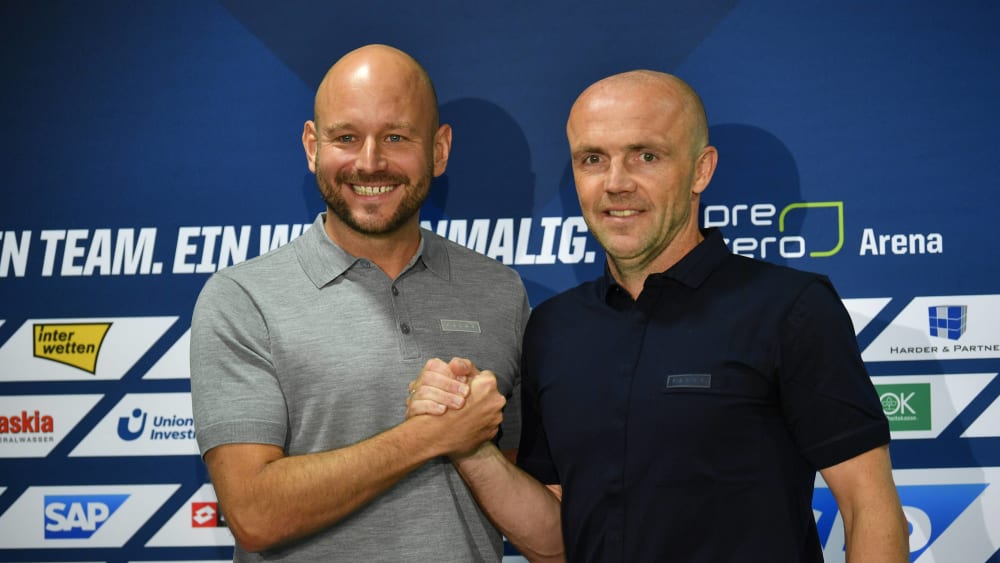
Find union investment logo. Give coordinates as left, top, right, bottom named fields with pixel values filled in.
left=928, top=305, right=966, bottom=341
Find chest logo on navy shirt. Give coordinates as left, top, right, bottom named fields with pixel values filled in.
left=664, top=373, right=712, bottom=389
left=440, top=319, right=481, bottom=333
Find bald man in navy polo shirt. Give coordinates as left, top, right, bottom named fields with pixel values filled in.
left=408, top=70, right=910, bottom=562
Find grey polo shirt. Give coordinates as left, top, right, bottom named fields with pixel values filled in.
left=191, top=213, right=529, bottom=562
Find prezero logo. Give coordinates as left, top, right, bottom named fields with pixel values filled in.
left=44, top=494, right=129, bottom=539
left=702, top=201, right=844, bottom=259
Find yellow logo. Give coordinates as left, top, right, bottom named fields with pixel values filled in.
left=33, top=323, right=112, bottom=374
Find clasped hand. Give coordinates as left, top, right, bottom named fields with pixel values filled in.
left=406, top=357, right=506, bottom=456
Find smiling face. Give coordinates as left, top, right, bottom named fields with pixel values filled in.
left=303, top=45, right=451, bottom=246
left=567, top=71, right=717, bottom=286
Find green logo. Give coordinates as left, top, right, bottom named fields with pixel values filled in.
left=875, top=383, right=931, bottom=431
left=778, top=201, right=844, bottom=257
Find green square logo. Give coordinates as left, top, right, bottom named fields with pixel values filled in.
left=875, top=383, right=931, bottom=431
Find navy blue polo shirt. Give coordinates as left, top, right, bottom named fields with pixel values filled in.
left=516, top=228, right=889, bottom=562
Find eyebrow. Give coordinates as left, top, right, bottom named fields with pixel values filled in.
left=323, top=121, right=419, bottom=136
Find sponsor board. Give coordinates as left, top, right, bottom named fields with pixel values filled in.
left=146, top=483, right=234, bottom=547
left=420, top=217, right=597, bottom=265
left=0, top=395, right=103, bottom=458
left=0, top=317, right=177, bottom=381
left=962, top=394, right=1000, bottom=439
left=70, top=393, right=198, bottom=457
left=863, top=296, right=1000, bottom=362
left=700, top=200, right=943, bottom=260
left=816, top=468, right=1000, bottom=562
left=0, top=485, right=177, bottom=548
left=143, top=329, right=190, bottom=380
left=842, top=298, right=892, bottom=336
left=871, top=374, right=995, bottom=439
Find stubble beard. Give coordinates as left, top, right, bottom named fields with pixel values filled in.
left=316, top=165, right=433, bottom=237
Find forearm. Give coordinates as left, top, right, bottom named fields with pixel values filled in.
left=210, top=416, right=443, bottom=552
left=843, top=502, right=909, bottom=563
left=823, top=445, right=909, bottom=563
left=452, top=443, right=565, bottom=562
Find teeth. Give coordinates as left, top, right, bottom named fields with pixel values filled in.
left=352, top=185, right=396, bottom=195
left=608, top=210, right=638, bottom=217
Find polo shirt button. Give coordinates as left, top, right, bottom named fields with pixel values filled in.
left=392, top=286, right=399, bottom=296
left=400, top=323, right=411, bottom=334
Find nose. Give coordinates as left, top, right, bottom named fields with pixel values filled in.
left=605, top=158, right=635, bottom=194
left=355, top=137, right=387, bottom=172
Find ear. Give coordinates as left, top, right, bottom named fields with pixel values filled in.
left=432, top=124, right=453, bottom=177
left=302, top=120, right=319, bottom=173
left=691, top=145, right=718, bottom=195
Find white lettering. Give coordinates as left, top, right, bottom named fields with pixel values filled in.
left=259, top=224, right=308, bottom=254
left=420, top=217, right=596, bottom=265
left=487, top=218, right=515, bottom=264
left=0, top=230, right=30, bottom=278
left=859, top=228, right=944, bottom=256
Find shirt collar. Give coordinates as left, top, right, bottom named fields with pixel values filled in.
left=296, top=213, right=451, bottom=288
left=598, top=228, right=731, bottom=301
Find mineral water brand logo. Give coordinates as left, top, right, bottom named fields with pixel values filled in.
left=0, top=410, right=54, bottom=436
left=875, top=383, right=931, bottom=431
left=44, top=494, right=129, bottom=539
left=928, top=305, right=967, bottom=341
left=32, top=323, right=111, bottom=373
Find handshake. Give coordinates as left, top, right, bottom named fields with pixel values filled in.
left=405, top=357, right=508, bottom=459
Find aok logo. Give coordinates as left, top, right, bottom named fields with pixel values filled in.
left=192, top=502, right=227, bottom=528
left=702, top=201, right=844, bottom=260
left=44, top=494, right=129, bottom=539
left=876, top=383, right=931, bottom=431
left=33, top=323, right=111, bottom=374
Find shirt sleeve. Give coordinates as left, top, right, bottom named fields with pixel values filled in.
left=778, top=278, right=890, bottom=469
left=496, top=290, right=531, bottom=452
left=189, top=272, right=288, bottom=456
left=515, top=311, right=560, bottom=485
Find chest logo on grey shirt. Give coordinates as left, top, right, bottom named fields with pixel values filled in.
left=440, top=319, right=481, bottom=333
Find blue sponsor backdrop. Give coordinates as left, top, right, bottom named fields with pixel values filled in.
left=2, top=1, right=998, bottom=560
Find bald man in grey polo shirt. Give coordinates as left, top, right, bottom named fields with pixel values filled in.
left=190, top=44, right=529, bottom=562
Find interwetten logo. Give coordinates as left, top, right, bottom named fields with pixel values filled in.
left=928, top=305, right=967, bottom=341
left=32, top=322, right=111, bottom=374
left=875, top=383, right=931, bottom=431
left=44, top=494, right=129, bottom=539
left=192, top=502, right=227, bottom=528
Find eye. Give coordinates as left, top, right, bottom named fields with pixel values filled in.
left=335, top=134, right=355, bottom=143
left=639, top=152, right=657, bottom=162
left=386, top=134, right=403, bottom=142
left=582, top=154, right=601, bottom=164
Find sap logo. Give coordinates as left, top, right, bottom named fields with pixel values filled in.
left=192, top=501, right=227, bottom=528
left=814, top=483, right=986, bottom=559
left=117, top=408, right=147, bottom=440
left=44, top=494, right=129, bottom=539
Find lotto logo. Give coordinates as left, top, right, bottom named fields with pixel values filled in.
left=44, top=494, right=129, bottom=539
left=192, top=501, right=226, bottom=528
